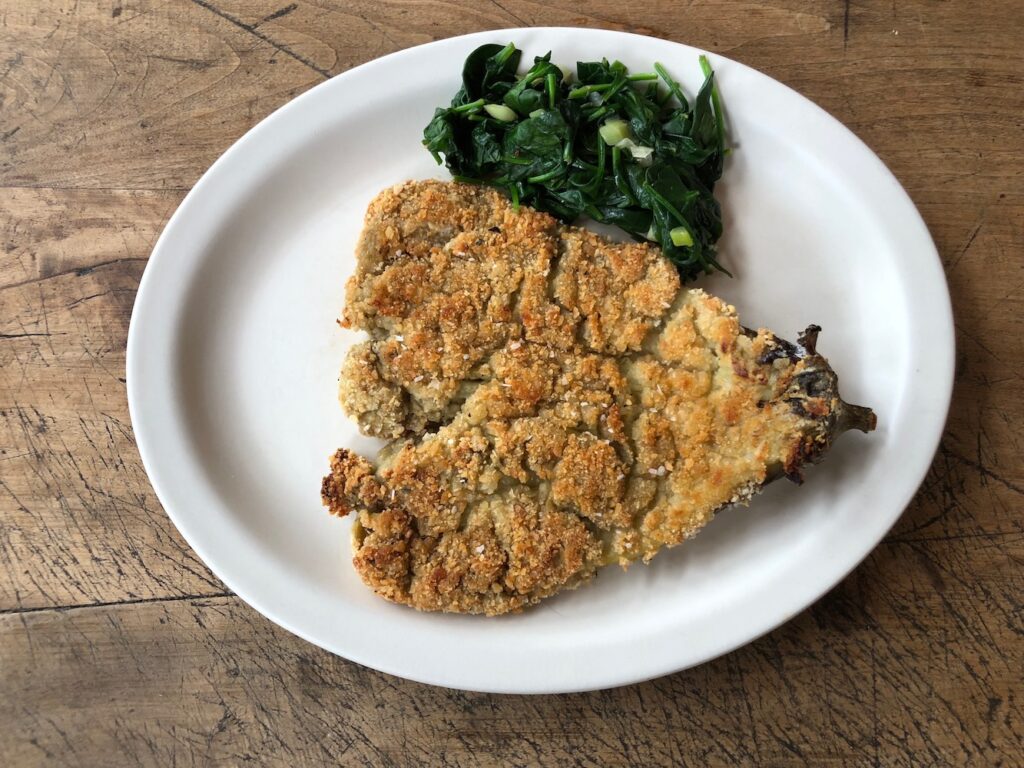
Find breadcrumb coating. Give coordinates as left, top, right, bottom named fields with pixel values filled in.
left=322, top=180, right=873, bottom=615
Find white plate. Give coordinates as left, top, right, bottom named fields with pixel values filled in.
left=127, top=28, right=953, bottom=693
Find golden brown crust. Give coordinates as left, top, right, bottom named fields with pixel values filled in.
left=324, top=180, right=856, bottom=615
left=321, top=448, right=381, bottom=517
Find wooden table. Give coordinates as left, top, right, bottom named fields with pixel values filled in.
left=1, top=1, right=1021, bottom=764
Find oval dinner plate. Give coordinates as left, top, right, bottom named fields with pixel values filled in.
left=127, top=27, right=953, bottom=693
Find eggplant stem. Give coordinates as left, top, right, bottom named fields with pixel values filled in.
left=798, top=324, right=821, bottom=355
left=838, top=401, right=877, bottom=434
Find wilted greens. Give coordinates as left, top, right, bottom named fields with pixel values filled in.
left=422, top=42, right=729, bottom=280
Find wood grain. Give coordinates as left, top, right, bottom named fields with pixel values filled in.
left=1, top=0, right=1021, bottom=764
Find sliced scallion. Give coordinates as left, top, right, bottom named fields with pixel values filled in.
left=484, top=103, right=518, bottom=122
left=670, top=226, right=694, bottom=247
left=599, top=119, right=631, bottom=146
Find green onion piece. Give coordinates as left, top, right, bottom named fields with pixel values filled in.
left=546, top=72, right=558, bottom=109
left=484, top=103, right=518, bottom=122
left=453, top=98, right=485, bottom=113
left=632, top=147, right=654, bottom=166
left=670, top=226, right=694, bottom=247
left=613, top=137, right=654, bottom=165
left=599, top=119, right=631, bottom=145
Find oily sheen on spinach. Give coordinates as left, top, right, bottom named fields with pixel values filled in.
left=422, top=42, right=729, bottom=280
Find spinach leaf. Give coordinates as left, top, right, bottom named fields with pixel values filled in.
left=461, top=42, right=520, bottom=102
left=471, top=123, right=503, bottom=169
left=503, top=111, right=570, bottom=179
left=576, top=59, right=613, bottom=84
left=422, top=109, right=457, bottom=164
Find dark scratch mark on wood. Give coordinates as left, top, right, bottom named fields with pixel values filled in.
left=64, top=288, right=133, bottom=311
left=940, top=445, right=1024, bottom=496
left=0, top=591, right=234, bottom=617
left=189, top=0, right=330, bottom=80
left=147, top=53, right=216, bottom=70
left=0, top=257, right=147, bottom=293
left=259, top=3, right=298, bottom=26
left=956, top=322, right=1003, bottom=362
left=0, top=184, right=191, bottom=191
left=888, top=531, right=1021, bottom=544
left=949, top=220, right=983, bottom=271
left=488, top=0, right=530, bottom=26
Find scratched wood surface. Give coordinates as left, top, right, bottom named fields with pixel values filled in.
left=1, top=1, right=1021, bottom=765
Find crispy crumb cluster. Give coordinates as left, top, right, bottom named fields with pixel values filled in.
left=322, top=180, right=848, bottom=615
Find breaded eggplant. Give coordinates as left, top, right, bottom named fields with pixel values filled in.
left=321, top=180, right=875, bottom=615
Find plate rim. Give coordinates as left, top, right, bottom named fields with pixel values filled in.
left=127, top=26, right=954, bottom=693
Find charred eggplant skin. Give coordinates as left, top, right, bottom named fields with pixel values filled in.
left=745, top=325, right=875, bottom=484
